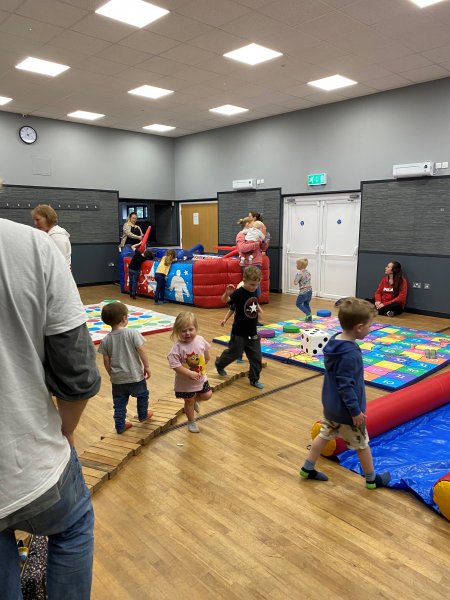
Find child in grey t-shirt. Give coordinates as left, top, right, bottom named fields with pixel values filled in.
left=98, top=301, right=153, bottom=433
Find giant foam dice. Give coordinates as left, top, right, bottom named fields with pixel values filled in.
left=300, top=328, right=331, bottom=356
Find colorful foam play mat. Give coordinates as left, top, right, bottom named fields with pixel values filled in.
left=85, top=301, right=175, bottom=344
left=213, top=317, right=450, bottom=390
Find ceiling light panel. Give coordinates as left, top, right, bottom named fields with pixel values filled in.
left=0, top=96, right=13, bottom=105
left=224, top=43, right=283, bottom=66
left=68, top=111, right=105, bottom=121
left=128, top=84, right=174, bottom=99
left=209, top=104, right=249, bottom=115
left=96, top=0, right=169, bottom=28
left=410, top=0, right=445, bottom=7
left=15, top=57, right=70, bottom=77
left=143, top=124, right=175, bottom=131
left=308, top=74, right=357, bottom=91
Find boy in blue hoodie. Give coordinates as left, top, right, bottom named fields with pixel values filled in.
left=300, top=298, right=391, bottom=489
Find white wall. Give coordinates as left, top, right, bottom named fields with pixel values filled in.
left=0, top=111, right=174, bottom=199
left=174, top=77, right=450, bottom=199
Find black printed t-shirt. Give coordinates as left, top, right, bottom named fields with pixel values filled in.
left=229, top=287, right=259, bottom=337
left=129, top=250, right=148, bottom=271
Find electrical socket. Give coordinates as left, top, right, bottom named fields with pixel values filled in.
left=435, top=162, right=442, bottom=169
left=424, top=283, right=431, bottom=290
left=443, top=161, right=449, bottom=169
left=412, top=282, right=422, bottom=289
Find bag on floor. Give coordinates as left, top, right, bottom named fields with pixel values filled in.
left=21, top=534, right=48, bottom=600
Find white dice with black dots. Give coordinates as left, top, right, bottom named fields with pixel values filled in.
left=300, top=329, right=331, bottom=356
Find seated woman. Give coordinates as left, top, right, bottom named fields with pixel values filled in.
left=372, top=261, right=407, bottom=317
left=120, top=212, right=143, bottom=249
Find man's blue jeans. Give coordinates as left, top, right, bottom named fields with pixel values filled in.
left=0, top=447, right=94, bottom=600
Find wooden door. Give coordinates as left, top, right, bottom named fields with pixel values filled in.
left=180, top=202, right=218, bottom=253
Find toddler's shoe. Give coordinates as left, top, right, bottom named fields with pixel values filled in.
left=250, top=381, right=264, bottom=389
left=236, top=357, right=244, bottom=364
left=188, top=421, right=200, bottom=433
left=305, top=314, right=313, bottom=322
left=386, top=311, right=395, bottom=317
left=215, top=362, right=228, bottom=376
left=299, top=467, right=328, bottom=481
left=117, top=422, right=133, bottom=434
left=139, top=410, right=154, bottom=423
left=366, top=472, right=391, bottom=489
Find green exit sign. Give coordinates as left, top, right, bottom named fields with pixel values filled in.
left=308, top=173, right=327, bottom=186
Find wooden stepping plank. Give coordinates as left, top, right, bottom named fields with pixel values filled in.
left=102, top=430, right=149, bottom=444
left=79, top=458, right=118, bottom=477
left=83, top=474, right=106, bottom=493
left=82, top=466, right=108, bottom=482
left=89, top=442, right=134, bottom=461
left=98, top=438, right=142, bottom=455
left=81, top=450, right=123, bottom=467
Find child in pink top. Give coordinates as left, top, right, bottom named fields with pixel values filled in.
left=167, top=312, right=212, bottom=433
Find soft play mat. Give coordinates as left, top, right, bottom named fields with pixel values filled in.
left=323, top=372, right=450, bottom=519
left=213, top=317, right=450, bottom=390
left=85, top=300, right=175, bottom=344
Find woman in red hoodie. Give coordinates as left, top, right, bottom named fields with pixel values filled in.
left=372, top=261, right=407, bottom=317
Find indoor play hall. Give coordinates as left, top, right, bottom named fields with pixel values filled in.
left=2, top=1, right=450, bottom=598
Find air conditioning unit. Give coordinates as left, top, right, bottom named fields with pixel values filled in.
left=393, top=162, right=434, bottom=178
left=232, top=178, right=255, bottom=190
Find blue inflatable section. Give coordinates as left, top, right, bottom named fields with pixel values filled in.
left=150, top=244, right=204, bottom=260
left=338, top=402, right=450, bottom=513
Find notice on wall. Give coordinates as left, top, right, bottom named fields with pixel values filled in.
left=193, top=212, right=199, bottom=225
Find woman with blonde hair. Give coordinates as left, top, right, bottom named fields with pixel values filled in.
left=31, top=204, right=71, bottom=267
left=120, top=212, right=143, bottom=249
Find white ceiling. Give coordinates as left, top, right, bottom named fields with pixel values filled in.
left=1, top=0, right=450, bottom=137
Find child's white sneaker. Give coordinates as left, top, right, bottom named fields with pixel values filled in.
left=188, top=420, right=200, bottom=433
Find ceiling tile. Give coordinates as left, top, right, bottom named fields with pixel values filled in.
left=16, top=0, right=88, bottom=28
left=50, top=29, right=112, bottom=55
left=401, top=64, right=450, bottom=84
left=143, top=12, right=213, bottom=43
left=160, top=43, right=216, bottom=65
left=176, top=0, right=250, bottom=27
left=0, top=14, right=63, bottom=43
left=119, top=29, right=180, bottom=54
left=258, top=0, right=334, bottom=26
left=71, top=14, right=134, bottom=43
left=96, top=44, right=151, bottom=66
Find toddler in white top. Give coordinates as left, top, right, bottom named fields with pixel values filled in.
left=240, top=220, right=265, bottom=266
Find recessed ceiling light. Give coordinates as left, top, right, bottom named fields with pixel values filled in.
left=96, top=0, right=169, bottom=28
left=143, top=124, right=176, bottom=132
left=68, top=110, right=105, bottom=121
left=209, top=104, right=249, bottom=116
left=224, top=43, right=282, bottom=66
left=0, top=96, right=13, bottom=106
left=15, top=57, right=70, bottom=77
left=308, top=74, right=357, bottom=91
left=128, top=84, right=174, bottom=99
left=410, top=0, right=445, bottom=7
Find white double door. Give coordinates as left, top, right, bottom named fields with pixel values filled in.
left=283, top=194, right=361, bottom=299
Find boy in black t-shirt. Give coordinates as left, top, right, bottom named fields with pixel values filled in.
left=128, top=244, right=153, bottom=299
left=215, top=266, right=264, bottom=389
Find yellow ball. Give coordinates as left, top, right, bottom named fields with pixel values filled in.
left=433, top=475, right=450, bottom=521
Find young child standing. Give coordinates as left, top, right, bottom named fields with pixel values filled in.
left=294, top=257, right=312, bottom=322
left=128, top=244, right=153, bottom=299
left=167, top=312, right=212, bottom=433
left=215, top=266, right=264, bottom=389
left=154, top=249, right=177, bottom=304
left=98, top=302, right=153, bottom=434
left=299, top=298, right=391, bottom=489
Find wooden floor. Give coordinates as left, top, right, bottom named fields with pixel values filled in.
left=77, top=285, right=450, bottom=600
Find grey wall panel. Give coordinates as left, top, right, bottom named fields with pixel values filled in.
left=218, top=189, right=281, bottom=246
left=360, top=178, right=450, bottom=255
left=72, top=244, right=119, bottom=285
left=0, top=185, right=119, bottom=244
left=356, top=252, right=450, bottom=316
